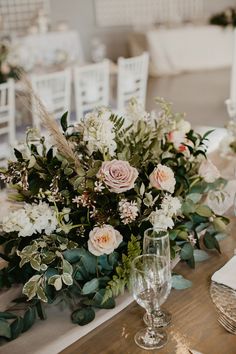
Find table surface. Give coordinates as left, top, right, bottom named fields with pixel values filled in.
left=61, top=218, right=236, bottom=354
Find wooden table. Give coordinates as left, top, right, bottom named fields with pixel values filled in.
left=61, top=219, right=236, bottom=354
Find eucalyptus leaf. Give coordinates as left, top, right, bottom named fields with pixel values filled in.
left=0, top=318, right=11, bottom=338
left=171, top=275, right=192, bottom=290
left=0, top=312, right=17, bottom=320
left=10, top=317, right=24, bottom=340
left=186, top=193, right=202, bottom=203
left=71, top=307, right=95, bottom=326
left=215, top=233, right=227, bottom=241
left=82, top=278, right=99, bottom=295
left=92, top=289, right=115, bottom=309
left=195, top=205, right=212, bottom=217
left=180, top=243, right=194, bottom=260
left=193, top=249, right=209, bottom=262
left=22, top=307, right=36, bottom=332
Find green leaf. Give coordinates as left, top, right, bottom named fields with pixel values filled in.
left=48, top=275, right=63, bottom=291
left=30, top=258, right=41, bottom=271
left=22, top=307, right=36, bottom=332
left=10, top=317, right=24, bottom=340
left=182, top=200, right=196, bottom=215
left=171, top=275, right=192, bottom=290
left=64, top=248, right=97, bottom=274
left=215, top=233, right=227, bottom=241
left=180, top=243, right=194, bottom=261
left=61, top=111, right=68, bottom=132
left=82, top=278, right=99, bottom=295
left=204, top=233, right=221, bottom=253
left=14, top=148, right=23, bottom=160
left=193, top=249, right=209, bottom=262
left=92, top=289, right=115, bottom=309
left=62, top=259, right=73, bottom=275
left=213, top=218, right=228, bottom=232
left=61, top=273, right=73, bottom=286
left=71, top=307, right=95, bottom=326
left=0, top=312, right=17, bottom=320
left=37, top=286, right=48, bottom=303
left=0, top=318, right=11, bottom=338
left=187, top=193, right=202, bottom=203
left=64, top=167, right=74, bottom=176
left=195, top=205, right=212, bottom=217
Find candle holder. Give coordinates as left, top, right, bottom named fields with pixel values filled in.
left=225, top=98, right=236, bottom=120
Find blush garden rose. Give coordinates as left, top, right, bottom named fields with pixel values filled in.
left=149, top=164, right=176, bottom=193
left=97, top=159, right=138, bottom=194
left=88, top=224, right=123, bottom=256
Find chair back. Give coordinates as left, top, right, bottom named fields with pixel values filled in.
left=0, top=79, right=16, bottom=160
left=31, top=69, right=71, bottom=130
left=74, top=60, right=110, bottom=121
left=117, top=52, right=149, bottom=112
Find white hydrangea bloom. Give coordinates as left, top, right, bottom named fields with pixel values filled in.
left=161, top=195, right=181, bottom=217
left=1, top=202, right=58, bottom=237
left=149, top=209, right=174, bottom=230
left=119, top=199, right=139, bottom=224
left=82, top=107, right=116, bottom=156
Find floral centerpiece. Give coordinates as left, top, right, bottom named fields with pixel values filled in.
left=0, top=41, right=21, bottom=84
left=0, top=98, right=229, bottom=342
left=209, top=7, right=236, bottom=28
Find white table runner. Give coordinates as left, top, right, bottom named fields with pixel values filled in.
left=1, top=293, right=133, bottom=354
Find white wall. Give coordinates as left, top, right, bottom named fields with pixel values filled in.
left=50, top=0, right=236, bottom=61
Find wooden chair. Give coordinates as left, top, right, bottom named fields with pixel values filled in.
left=0, top=79, right=16, bottom=163
left=117, top=52, right=149, bottom=113
left=74, top=60, right=110, bottom=121
left=31, top=68, right=71, bottom=130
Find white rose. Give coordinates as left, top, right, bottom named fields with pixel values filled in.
left=88, top=224, right=123, bottom=256
left=149, top=164, right=176, bottom=193
left=161, top=195, right=181, bottom=217
left=176, top=119, right=191, bottom=134
left=97, top=159, right=138, bottom=194
left=149, top=209, right=174, bottom=230
left=198, top=159, right=220, bottom=183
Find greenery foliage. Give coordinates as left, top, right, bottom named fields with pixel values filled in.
left=0, top=98, right=229, bottom=342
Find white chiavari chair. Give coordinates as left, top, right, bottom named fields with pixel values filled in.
left=117, top=52, right=149, bottom=113
left=31, top=69, right=71, bottom=130
left=74, top=60, right=110, bottom=121
left=0, top=79, right=16, bottom=163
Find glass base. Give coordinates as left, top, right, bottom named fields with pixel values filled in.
left=134, top=327, right=167, bottom=350
left=143, top=308, right=172, bottom=328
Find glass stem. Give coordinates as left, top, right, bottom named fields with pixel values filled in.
left=155, top=305, right=163, bottom=318
left=146, top=310, right=155, bottom=337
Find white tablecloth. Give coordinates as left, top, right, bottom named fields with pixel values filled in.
left=13, top=31, right=84, bottom=72
left=129, top=25, right=233, bottom=76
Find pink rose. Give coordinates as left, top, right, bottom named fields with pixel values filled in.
left=97, top=159, right=138, bottom=194
left=88, top=224, right=123, bottom=256
left=198, top=159, right=220, bottom=183
left=149, top=164, right=176, bottom=193
left=1, top=62, right=10, bottom=75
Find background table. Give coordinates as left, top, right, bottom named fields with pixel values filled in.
left=12, top=30, right=84, bottom=72
left=129, top=25, right=233, bottom=76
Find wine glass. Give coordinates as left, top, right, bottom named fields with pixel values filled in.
left=130, top=254, right=170, bottom=350
left=143, top=228, right=172, bottom=327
